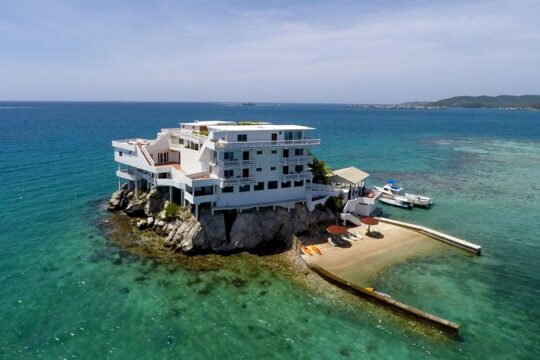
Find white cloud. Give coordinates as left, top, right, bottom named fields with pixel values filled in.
left=0, top=0, right=539, bottom=102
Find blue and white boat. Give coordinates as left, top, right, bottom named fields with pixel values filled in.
left=374, top=180, right=432, bottom=209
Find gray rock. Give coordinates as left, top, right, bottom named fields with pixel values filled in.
left=144, top=188, right=165, bottom=216
left=147, top=217, right=154, bottom=227
left=137, top=220, right=148, bottom=229
left=124, top=200, right=146, bottom=217
left=107, top=189, right=127, bottom=211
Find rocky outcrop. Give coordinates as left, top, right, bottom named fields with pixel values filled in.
left=107, top=184, right=130, bottom=211
left=108, top=189, right=336, bottom=254
left=144, top=188, right=165, bottom=217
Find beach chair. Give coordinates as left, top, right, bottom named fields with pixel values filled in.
left=328, top=237, right=338, bottom=247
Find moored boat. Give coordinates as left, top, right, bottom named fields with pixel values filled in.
left=374, top=180, right=433, bottom=208
left=378, top=197, right=413, bottom=209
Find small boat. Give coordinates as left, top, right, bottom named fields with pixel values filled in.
left=310, top=244, right=322, bottom=255
left=328, top=237, right=338, bottom=247
left=378, top=197, right=413, bottom=209
left=301, top=245, right=313, bottom=256
left=374, top=180, right=432, bottom=208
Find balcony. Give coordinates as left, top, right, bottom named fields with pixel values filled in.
left=210, top=138, right=320, bottom=150
left=210, top=159, right=256, bottom=168
left=278, top=172, right=313, bottom=182
left=279, top=155, right=313, bottom=165
left=220, top=176, right=257, bottom=187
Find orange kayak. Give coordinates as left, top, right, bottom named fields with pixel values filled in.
left=310, top=245, right=322, bottom=255
left=302, top=245, right=313, bottom=256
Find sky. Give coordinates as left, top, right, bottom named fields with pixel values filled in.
left=0, top=0, right=539, bottom=103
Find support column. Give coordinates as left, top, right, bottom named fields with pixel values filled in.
left=195, top=204, right=199, bottom=220
left=169, top=186, right=173, bottom=202
left=118, top=179, right=121, bottom=191
left=135, top=180, right=138, bottom=197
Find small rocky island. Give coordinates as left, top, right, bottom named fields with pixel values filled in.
left=107, top=185, right=336, bottom=254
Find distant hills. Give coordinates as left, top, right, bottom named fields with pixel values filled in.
left=426, top=95, right=540, bottom=109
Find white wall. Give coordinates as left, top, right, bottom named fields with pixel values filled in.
left=215, top=186, right=307, bottom=207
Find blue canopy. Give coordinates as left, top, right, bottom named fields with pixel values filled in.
left=387, top=179, right=398, bottom=184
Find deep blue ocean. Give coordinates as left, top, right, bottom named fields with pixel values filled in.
left=1, top=102, right=539, bottom=359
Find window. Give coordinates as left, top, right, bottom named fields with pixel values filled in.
left=281, top=181, right=291, bottom=188
left=237, top=134, right=247, bottom=142
left=270, top=166, right=276, bottom=171
left=284, top=131, right=293, bottom=141
left=222, top=186, right=234, bottom=193
left=256, top=168, right=262, bottom=172
left=271, top=150, right=277, bottom=154
left=119, top=151, right=123, bottom=157
left=242, top=168, right=249, bottom=177
left=294, top=180, right=304, bottom=187
left=268, top=181, right=278, bottom=189
left=224, top=169, right=234, bottom=178
left=295, top=165, right=303, bottom=173
left=256, top=150, right=263, bottom=155
left=283, top=149, right=289, bottom=158
left=179, top=138, right=184, bottom=145
left=158, top=152, right=169, bottom=164
left=254, top=182, right=264, bottom=191
left=224, top=151, right=234, bottom=160
left=295, top=148, right=304, bottom=156
left=239, top=184, right=250, bottom=192
left=283, top=166, right=289, bottom=174
left=185, top=185, right=192, bottom=195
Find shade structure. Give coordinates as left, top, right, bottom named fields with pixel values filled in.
left=361, top=217, right=379, bottom=226
left=326, top=225, right=348, bottom=235
left=361, top=217, right=379, bottom=235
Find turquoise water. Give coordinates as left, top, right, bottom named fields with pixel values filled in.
left=1, top=102, right=539, bottom=359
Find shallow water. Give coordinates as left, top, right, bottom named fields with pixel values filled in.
left=1, top=102, right=539, bottom=359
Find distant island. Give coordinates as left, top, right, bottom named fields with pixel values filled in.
left=348, top=95, right=540, bottom=110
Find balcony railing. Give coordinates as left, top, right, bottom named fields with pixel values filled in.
left=279, top=155, right=313, bottom=165
left=220, top=176, right=257, bottom=187
left=170, top=131, right=208, bottom=145
left=211, top=138, right=320, bottom=150
left=278, top=172, right=313, bottom=182
left=210, top=159, right=256, bottom=168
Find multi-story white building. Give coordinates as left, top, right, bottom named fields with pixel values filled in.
left=112, top=120, right=379, bottom=219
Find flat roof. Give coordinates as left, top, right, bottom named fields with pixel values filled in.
left=331, top=167, right=370, bottom=184
left=207, top=124, right=314, bottom=132
left=181, top=120, right=236, bottom=126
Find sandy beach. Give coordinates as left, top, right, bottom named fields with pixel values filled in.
left=299, top=222, right=453, bottom=286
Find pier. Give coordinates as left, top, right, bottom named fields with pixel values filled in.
left=299, top=219, right=482, bottom=335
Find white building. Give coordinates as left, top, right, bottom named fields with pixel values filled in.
left=112, top=120, right=379, bottom=219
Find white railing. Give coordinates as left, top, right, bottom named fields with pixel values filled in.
left=139, top=146, right=155, bottom=166
left=311, top=183, right=338, bottom=192
left=220, top=176, right=257, bottom=187
left=279, top=172, right=312, bottom=182
left=279, top=155, right=313, bottom=165
left=177, top=131, right=208, bottom=144
left=210, top=159, right=256, bottom=168
left=211, top=138, right=320, bottom=150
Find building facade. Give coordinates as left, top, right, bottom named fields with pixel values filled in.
left=112, top=121, right=324, bottom=217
